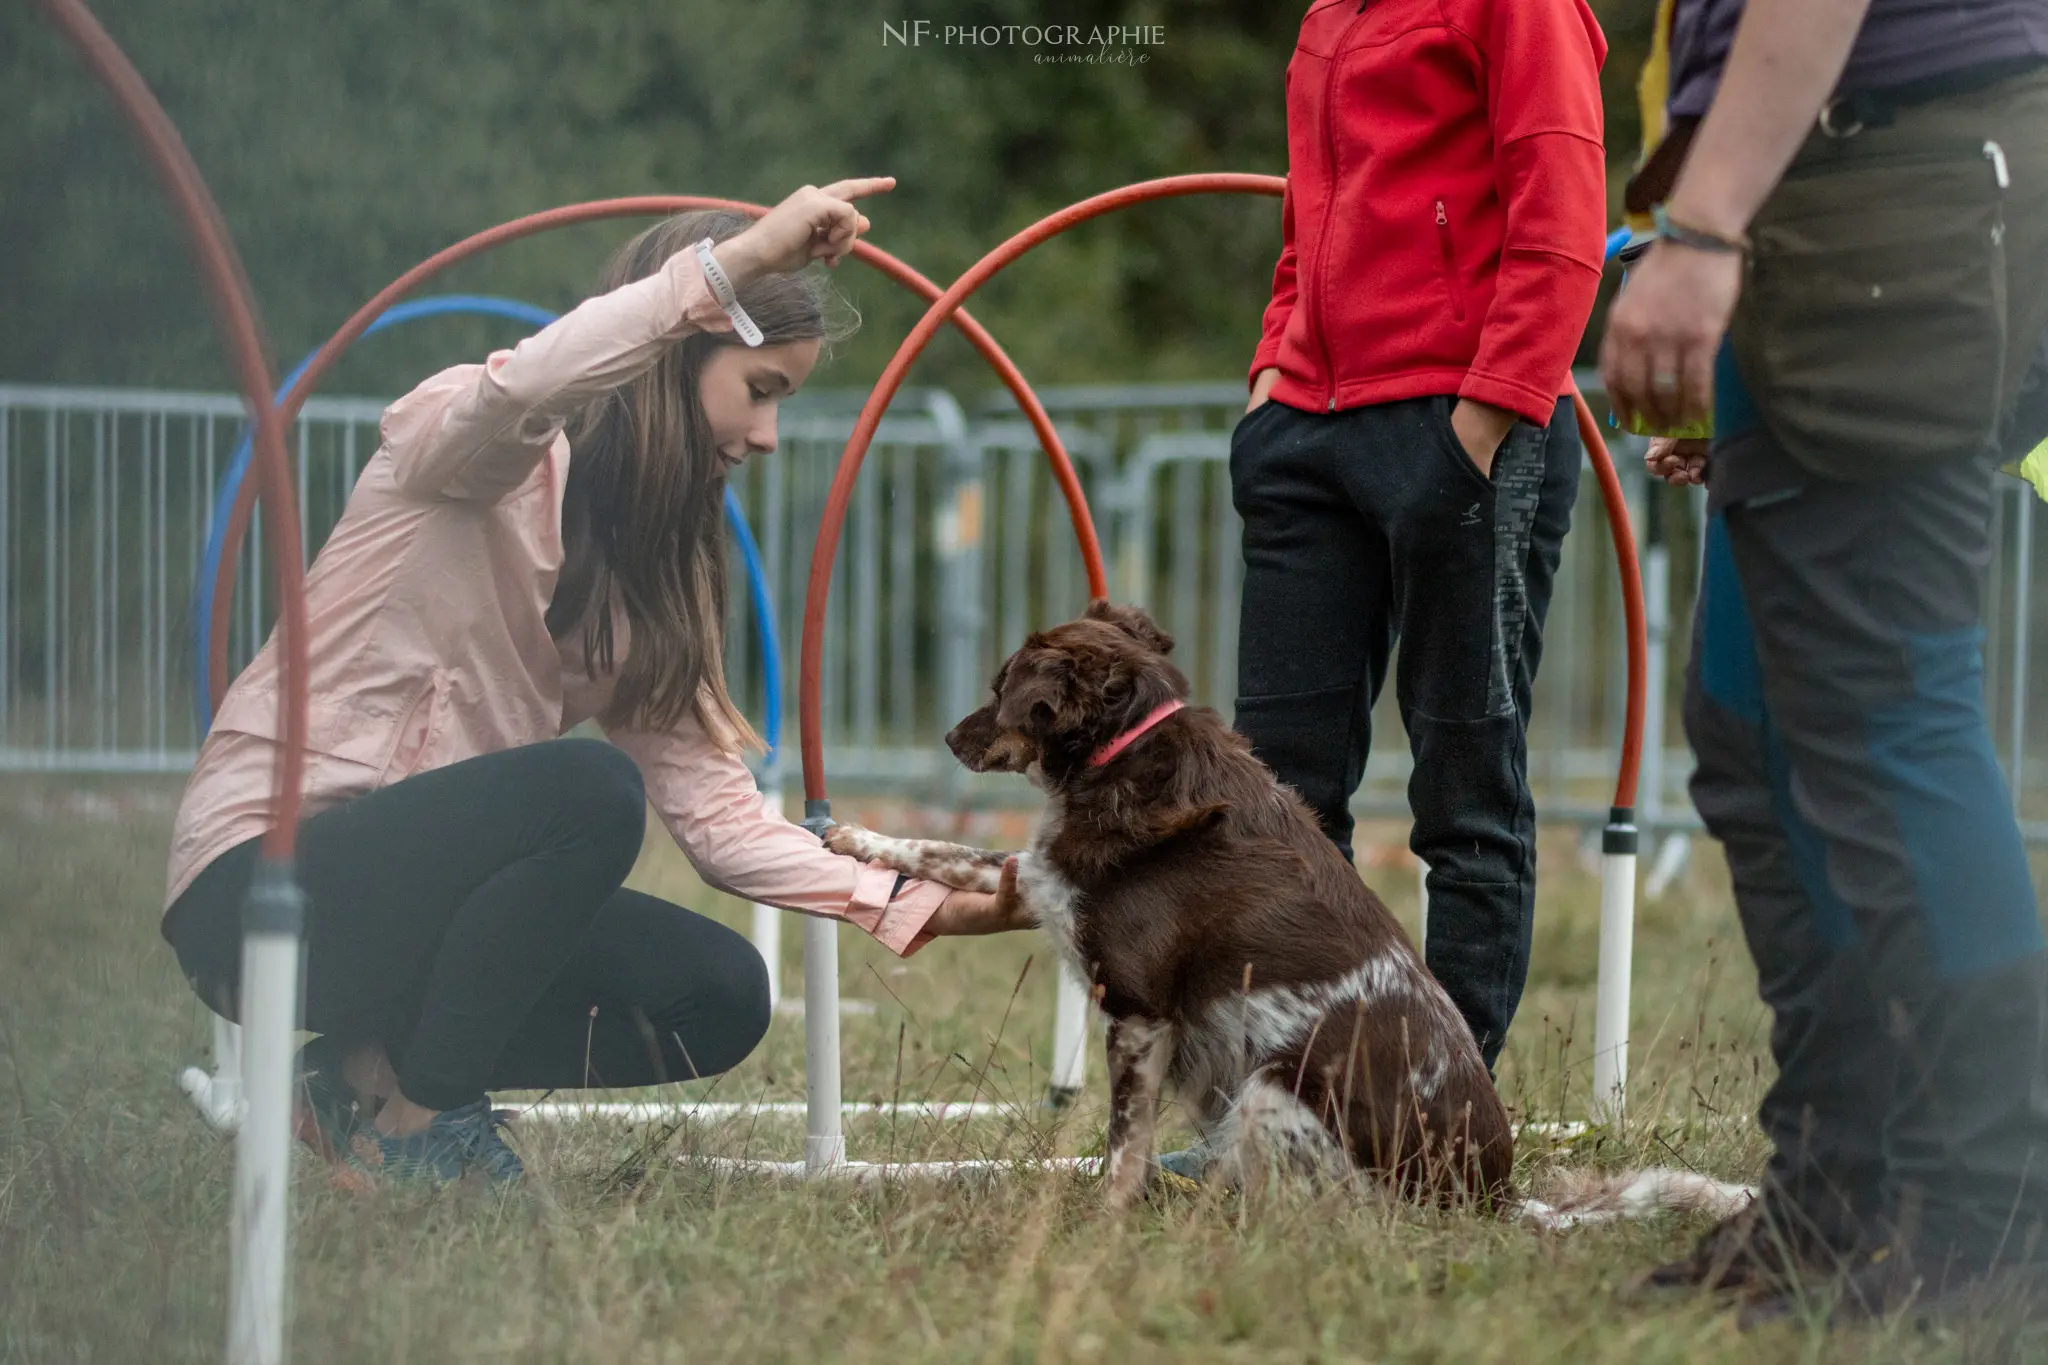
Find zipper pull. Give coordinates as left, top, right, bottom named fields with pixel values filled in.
left=1986, top=140, right=2011, bottom=190
left=1435, top=200, right=1449, bottom=227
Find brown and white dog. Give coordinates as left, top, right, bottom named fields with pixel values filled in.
left=828, top=602, right=1751, bottom=1224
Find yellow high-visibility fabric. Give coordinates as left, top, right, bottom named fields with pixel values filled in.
left=2008, top=442, right=2048, bottom=501
left=1627, top=0, right=1679, bottom=233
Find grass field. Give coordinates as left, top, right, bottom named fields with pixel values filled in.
left=3, top=776, right=2045, bottom=1364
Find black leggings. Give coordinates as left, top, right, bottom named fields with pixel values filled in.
left=163, top=739, right=772, bottom=1111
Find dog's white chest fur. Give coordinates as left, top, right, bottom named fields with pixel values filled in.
left=1020, top=802, right=1085, bottom=978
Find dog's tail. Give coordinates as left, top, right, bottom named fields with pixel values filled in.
left=1513, top=1167, right=1755, bottom=1230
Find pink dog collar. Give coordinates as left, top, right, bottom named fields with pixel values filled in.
left=1087, top=700, right=1186, bottom=769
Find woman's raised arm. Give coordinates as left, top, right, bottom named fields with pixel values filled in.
left=375, top=178, right=897, bottom=504
left=376, top=252, right=733, bottom=503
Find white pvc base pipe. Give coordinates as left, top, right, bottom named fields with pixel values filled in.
left=770, top=997, right=878, bottom=1019
left=229, top=929, right=298, bottom=1365
left=189, top=1047, right=1017, bottom=1131
left=1049, top=964, right=1090, bottom=1101
left=1644, top=832, right=1692, bottom=901
left=693, top=1155, right=1103, bottom=1181
left=1591, top=848, right=1638, bottom=1126
left=1640, top=543, right=1671, bottom=830
left=752, top=776, right=784, bottom=1010
left=516, top=1100, right=1013, bottom=1123
left=803, top=915, right=844, bottom=1172
left=751, top=904, right=782, bottom=1013
left=180, top=1015, right=245, bottom=1130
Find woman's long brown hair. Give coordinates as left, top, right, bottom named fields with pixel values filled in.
left=545, top=211, right=848, bottom=750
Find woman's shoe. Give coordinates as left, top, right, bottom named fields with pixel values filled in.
left=1155, top=1146, right=1211, bottom=1181
left=348, top=1099, right=525, bottom=1186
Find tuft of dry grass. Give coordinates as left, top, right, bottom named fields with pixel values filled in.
left=3, top=775, right=2046, bottom=1363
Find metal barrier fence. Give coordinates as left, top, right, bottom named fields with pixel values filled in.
left=5, top=378, right=2046, bottom=838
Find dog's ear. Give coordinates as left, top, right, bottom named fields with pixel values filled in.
left=1085, top=599, right=1174, bottom=656
left=994, top=648, right=1080, bottom=738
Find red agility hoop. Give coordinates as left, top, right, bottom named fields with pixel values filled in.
left=795, top=172, right=1646, bottom=820
left=1577, top=387, right=1647, bottom=814
left=38, top=0, right=312, bottom=849
left=34, top=2, right=314, bottom=1359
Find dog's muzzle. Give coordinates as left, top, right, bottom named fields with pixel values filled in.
left=946, top=705, right=1032, bottom=774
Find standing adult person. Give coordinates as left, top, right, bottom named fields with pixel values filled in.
left=1229, top=0, right=1610, bottom=1070
left=1604, top=0, right=2048, bottom=1322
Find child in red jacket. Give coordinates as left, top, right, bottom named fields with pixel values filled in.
left=1233, top=0, right=1609, bottom=1070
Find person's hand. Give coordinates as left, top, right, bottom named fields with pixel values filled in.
left=1247, top=367, right=1280, bottom=414
left=713, top=178, right=896, bottom=288
left=923, top=859, right=1035, bottom=936
left=1646, top=436, right=1709, bottom=487
left=1450, top=398, right=1517, bottom=479
left=1600, top=239, right=1743, bottom=433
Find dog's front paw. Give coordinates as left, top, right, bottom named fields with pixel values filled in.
left=820, top=822, right=881, bottom=862
left=823, top=822, right=923, bottom=876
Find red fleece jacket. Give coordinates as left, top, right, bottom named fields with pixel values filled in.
left=1252, top=0, right=1609, bottom=427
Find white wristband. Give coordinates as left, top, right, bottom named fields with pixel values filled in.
left=693, top=238, right=764, bottom=348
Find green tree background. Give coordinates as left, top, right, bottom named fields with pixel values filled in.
left=1, top=1, right=1656, bottom=398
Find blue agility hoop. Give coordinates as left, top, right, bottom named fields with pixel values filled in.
left=193, top=294, right=784, bottom=762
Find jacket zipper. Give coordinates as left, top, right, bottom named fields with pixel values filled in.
left=1435, top=200, right=1468, bottom=324
left=1308, top=9, right=1373, bottom=413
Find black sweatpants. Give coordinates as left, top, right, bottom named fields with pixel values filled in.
left=1229, top=393, right=1580, bottom=1068
left=163, top=739, right=772, bottom=1112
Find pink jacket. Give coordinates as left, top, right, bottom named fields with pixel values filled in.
left=165, top=248, right=947, bottom=956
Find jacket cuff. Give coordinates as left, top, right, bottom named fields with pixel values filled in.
left=1456, top=370, right=1564, bottom=429
left=880, top=879, right=948, bottom=957
left=667, top=248, right=739, bottom=338
left=842, top=863, right=947, bottom=957
left=1249, top=339, right=1285, bottom=390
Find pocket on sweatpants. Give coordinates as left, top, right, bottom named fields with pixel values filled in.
left=1731, top=139, right=2011, bottom=480
left=1230, top=396, right=1291, bottom=452
left=1425, top=395, right=1499, bottom=495
left=1228, top=397, right=1297, bottom=497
